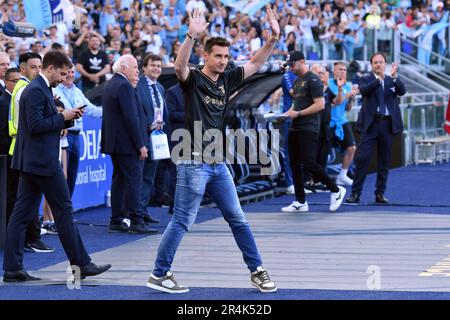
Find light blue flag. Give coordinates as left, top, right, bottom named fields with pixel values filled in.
left=23, top=0, right=75, bottom=31
left=220, top=0, right=270, bottom=17
left=417, top=17, right=449, bottom=65
left=241, top=0, right=270, bottom=16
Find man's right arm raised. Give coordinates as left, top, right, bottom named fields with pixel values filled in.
left=174, top=8, right=209, bottom=82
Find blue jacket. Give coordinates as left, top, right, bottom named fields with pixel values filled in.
left=136, top=76, right=169, bottom=139
left=357, top=73, right=406, bottom=134
left=11, top=75, right=73, bottom=176
left=165, top=83, right=185, bottom=135
left=101, top=73, right=148, bottom=155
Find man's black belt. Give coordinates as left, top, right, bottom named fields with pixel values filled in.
left=68, top=130, right=80, bottom=135
left=375, top=114, right=391, bottom=120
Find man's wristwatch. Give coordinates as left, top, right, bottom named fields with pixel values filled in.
left=268, top=34, right=279, bottom=42
left=186, top=32, right=197, bottom=40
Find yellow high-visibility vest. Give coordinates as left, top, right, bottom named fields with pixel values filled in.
left=8, top=78, right=30, bottom=156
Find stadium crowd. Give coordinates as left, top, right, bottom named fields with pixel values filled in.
left=0, top=0, right=448, bottom=93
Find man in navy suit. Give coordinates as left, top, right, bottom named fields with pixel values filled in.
left=0, top=52, right=10, bottom=96
left=0, top=68, right=20, bottom=222
left=136, top=53, right=169, bottom=226
left=101, top=54, right=156, bottom=234
left=346, top=53, right=406, bottom=204
left=3, top=51, right=111, bottom=282
left=166, top=83, right=185, bottom=136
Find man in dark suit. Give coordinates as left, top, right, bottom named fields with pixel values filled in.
left=0, top=68, right=20, bottom=225
left=101, top=54, right=156, bottom=234
left=135, top=53, right=169, bottom=226
left=165, top=82, right=185, bottom=214
left=0, top=52, right=10, bottom=97
left=3, top=51, right=111, bottom=282
left=346, top=53, right=406, bottom=204
left=0, top=68, right=19, bottom=158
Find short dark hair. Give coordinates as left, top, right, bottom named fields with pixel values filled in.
left=5, top=67, right=20, bottom=79
left=89, top=33, right=100, bottom=40
left=51, top=42, right=63, bottom=50
left=19, top=52, right=42, bottom=65
left=204, top=37, right=230, bottom=53
left=143, top=53, right=162, bottom=66
left=42, top=50, right=73, bottom=70
left=370, top=52, right=387, bottom=64
left=334, top=61, right=347, bottom=67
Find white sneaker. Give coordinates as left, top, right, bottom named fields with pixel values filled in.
left=40, top=228, right=47, bottom=236
left=146, top=272, right=189, bottom=293
left=282, top=201, right=309, bottom=212
left=286, top=185, right=295, bottom=194
left=330, top=186, right=346, bottom=212
left=251, top=267, right=277, bottom=293
left=336, top=174, right=353, bottom=186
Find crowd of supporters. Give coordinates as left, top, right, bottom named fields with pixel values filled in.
left=0, top=0, right=448, bottom=93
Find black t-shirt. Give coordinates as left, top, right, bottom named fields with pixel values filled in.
left=290, top=71, right=324, bottom=133
left=179, top=66, right=245, bottom=162
left=78, top=49, right=109, bottom=88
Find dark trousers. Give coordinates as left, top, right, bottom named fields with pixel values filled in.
left=110, top=154, right=144, bottom=224
left=288, top=130, right=339, bottom=203
left=6, top=156, right=40, bottom=244
left=66, top=131, right=80, bottom=196
left=316, top=126, right=332, bottom=177
left=138, top=157, right=159, bottom=214
left=351, top=118, right=393, bottom=195
left=281, top=121, right=293, bottom=186
left=3, top=168, right=91, bottom=271
left=152, top=159, right=171, bottom=204
left=305, top=126, right=332, bottom=183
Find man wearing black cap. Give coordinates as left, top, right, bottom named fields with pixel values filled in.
left=281, top=51, right=346, bottom=213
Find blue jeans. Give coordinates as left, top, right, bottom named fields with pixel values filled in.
left=152, top=162, right=263, bottom=277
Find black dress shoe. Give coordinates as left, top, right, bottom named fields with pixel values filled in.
left=129, top=223, right=159, bottom=234
left=24, top=239, right=55, bottom=253
left=79, top=262, right=112, bottom=279
left=375, top=193, right=389, bottom=204
left=345, top=193, right=360, bottom=204
left=108, top=221, right=129, bottom=233
left=3, top=270, right=41, bottom=282
left=143, top=214, right=160, bottom=224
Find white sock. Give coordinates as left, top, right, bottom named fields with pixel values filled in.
left=339, top=168, right=348, bottom=177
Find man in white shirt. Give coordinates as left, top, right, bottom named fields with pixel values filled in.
left=54, top=65, right=102, bottom=196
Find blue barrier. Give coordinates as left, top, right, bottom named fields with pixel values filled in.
left=72, top=117, right=112, bottom=211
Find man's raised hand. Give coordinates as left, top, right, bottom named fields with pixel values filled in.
left=188, top=8, right=209, bottom=38
left=266, top=5, right=280, bottom=38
